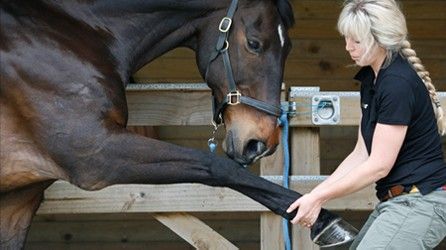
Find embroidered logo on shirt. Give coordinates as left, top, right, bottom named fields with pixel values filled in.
left=362, top=103, right=369, bottom=109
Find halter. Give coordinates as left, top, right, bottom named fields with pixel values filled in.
left=205, top=0, right=283, bottom=126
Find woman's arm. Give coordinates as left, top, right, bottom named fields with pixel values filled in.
left=312, top=126, right=369, bottom=192
left=288, top=123, right=407, bottom=225
left=315, top=123, right=407, bottom=200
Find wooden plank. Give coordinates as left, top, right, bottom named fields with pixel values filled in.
left=260, top=148, right=285, bottom=250
left=125, top=87, right=446, bottom=127
left=289, top=91, right=446, bottom=126
left=286, top=79, right=362, bottom=91
left=32, top=211, right=261, bottom=222
left=291, top=128, right=321, bottom=174
left=126, top=89, right=212, bottom=126
left=289, top=20, right=446, bottom=39
left=133, top=40, right=446, bottom=61
left=153, top=213, right=238, bottom=250
left=134, top=58, right=446, bottom=82
left=24, top=242, right=259, bottom=250
left=290, top=59, right=445, bottom=80
left=28, top=218, right=192, bottom=242
left=39, top=181, right=263, bottom=214
left=37, top=177, right=377, bottom=215
left=291, top=128, right=321, bottom=250
left=290, top=1, right=446, bottom=20
left=124, top=88, right=446, bottom=127
left=284, top=81, right=445, bottom=93
left=27, top=213, right=260, bottom=249
left=289, top=40, right=446, bottom=60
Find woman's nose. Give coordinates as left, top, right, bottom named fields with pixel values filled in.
left=345, top=41, right=353, bottom=51
left=345, top=38, right=354, bottom=52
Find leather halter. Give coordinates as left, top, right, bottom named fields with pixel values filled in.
left=205, top=0, right=283, bottom=126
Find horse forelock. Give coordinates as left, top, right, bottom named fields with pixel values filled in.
left=244, top=0, right=295, bottom=28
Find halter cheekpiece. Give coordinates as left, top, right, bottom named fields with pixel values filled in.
left=205, top=0, right=283, bottom=126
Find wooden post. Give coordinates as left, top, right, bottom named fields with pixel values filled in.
left=291, top=127, right=321, bottom=250
left=260, top=147, right=285, bottom=250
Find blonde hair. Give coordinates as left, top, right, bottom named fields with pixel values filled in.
left=337, top=0, right=445, bottom=135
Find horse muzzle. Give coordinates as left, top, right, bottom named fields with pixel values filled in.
left=223, top=130, right=268, bottom=165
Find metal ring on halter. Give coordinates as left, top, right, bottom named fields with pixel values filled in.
left=221, top=40, right=229, bottom=52
left=208, top=137, right=217, bottom=147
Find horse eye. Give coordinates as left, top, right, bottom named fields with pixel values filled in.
left=247, top=39, right=262, bottom=53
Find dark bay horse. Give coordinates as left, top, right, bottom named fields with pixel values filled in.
left=0, top=0, right=356, bottom=248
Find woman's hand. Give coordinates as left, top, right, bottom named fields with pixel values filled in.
left=286, top=192, right=323, bottom=228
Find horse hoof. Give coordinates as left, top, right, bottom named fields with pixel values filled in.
left=311, top=217, right=358, bottom=248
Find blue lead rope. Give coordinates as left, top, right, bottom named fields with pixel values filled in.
left=279, top=109, right=292, bottom=250
left=208, top=106, right=295, bottom=250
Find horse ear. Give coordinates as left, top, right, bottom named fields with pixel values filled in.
left=275, top=0, right=295, bottom=28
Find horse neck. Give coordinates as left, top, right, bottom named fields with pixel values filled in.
left=55, top=0, right=232, bottom=80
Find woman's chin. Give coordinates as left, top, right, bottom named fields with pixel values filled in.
left=353, top=60, right=365, bottom=67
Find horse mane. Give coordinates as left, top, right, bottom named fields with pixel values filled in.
left=275, top=0, right=295, bottom=28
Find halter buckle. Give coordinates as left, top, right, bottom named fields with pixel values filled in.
left=219, top=17, right=232, bottom=33
left=227, top=91, right=241, bottom=105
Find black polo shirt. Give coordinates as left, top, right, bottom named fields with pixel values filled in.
left=355, top=53, right=446, bottom=199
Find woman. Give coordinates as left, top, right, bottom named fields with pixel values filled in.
left=286, top=0, right=446, bottom=249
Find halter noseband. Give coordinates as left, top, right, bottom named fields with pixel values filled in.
left=205, top=0, right=283, bottom=126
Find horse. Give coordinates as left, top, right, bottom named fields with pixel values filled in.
left=0, top=0, right=356, bottom=248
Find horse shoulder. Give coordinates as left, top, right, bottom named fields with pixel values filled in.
left=0, top=100, right=69, bottom=192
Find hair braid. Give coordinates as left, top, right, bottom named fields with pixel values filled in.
left=401, top=40, right=446, bottom=135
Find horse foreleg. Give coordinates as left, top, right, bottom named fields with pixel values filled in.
left=61, top=131, right=299, bottom=216
left=0, top=181, right=53, bottom=250
left=60, top=130, right=356, bottom=246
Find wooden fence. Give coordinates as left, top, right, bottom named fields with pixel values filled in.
left=32, top=83, right=446, bottom=249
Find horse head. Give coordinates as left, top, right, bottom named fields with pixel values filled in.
left=195, top=0, right=294, bottom=165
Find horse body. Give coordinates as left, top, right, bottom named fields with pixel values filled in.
left=1, top=1, right=356, bottom=248
left=1, top=0, right=296, bottom=247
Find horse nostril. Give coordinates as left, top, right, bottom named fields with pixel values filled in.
left=245, top=140, right=267, bottom=159
left=225, top=131, right=235, bottom=159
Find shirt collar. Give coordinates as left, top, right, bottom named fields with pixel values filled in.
left=354, top=66, right=374, bottom=82
left=353, top=52, right=400, bottom=90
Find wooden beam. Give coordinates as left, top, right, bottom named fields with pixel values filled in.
left=289, top=91, right=446, bottom=126
left=291, top=128, right=321, bottom=250
left=37, top=177, right=377, bottom=215
left=260, top=148, right=285, bottom=250
left=126, top=83, right=212, bottom=126
left=134, top=58, right=446, bottom=82
left=133, top=40, right=446, bottom=61
left=153, top=213, right=238, bottom=250
left=288, top=19, right=446, bottom=39
left=290, top=0, right=446, bottom=20
left=125, top=86, right=446, bottom=127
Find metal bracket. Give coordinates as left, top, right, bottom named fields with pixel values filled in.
left=312, top=95, right=340, bottom=125
left=281, top=101, right=297, bottom=117
left=286, top=87, right=321, bottom=118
